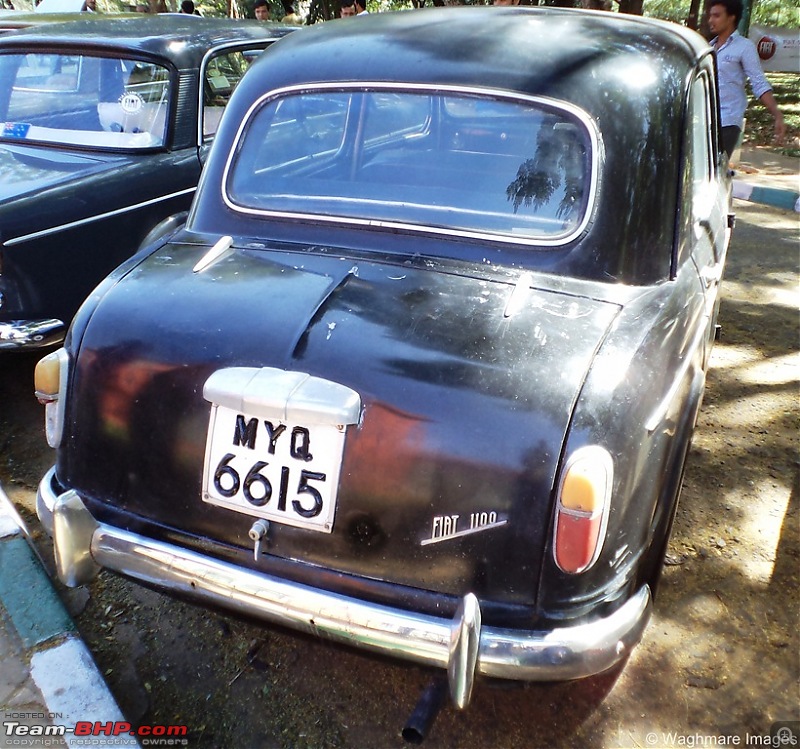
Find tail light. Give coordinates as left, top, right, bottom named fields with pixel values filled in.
left=553, top=445, right=613, bottom=574
left=34, top=348, right=69, bottom=448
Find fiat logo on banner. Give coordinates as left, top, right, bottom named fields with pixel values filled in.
left=756, top=36, right=777, bottom=61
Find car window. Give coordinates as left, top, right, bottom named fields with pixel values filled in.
left=0, top=53, right=170, bottom=149
left=360, top=92, right=431, bottom=144
left=674, top=69, right=722, bottom=279
left=225, top=88, right=595, bottom=244
left=689, top=76, right=713, bottom=193
left=202, top=48, right=263, bottom=142
left=687, top=73, right=717, bottom=264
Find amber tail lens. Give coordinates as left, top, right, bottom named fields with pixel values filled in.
left=35, top=350, right=63, bottom=402
left=35, top=348, right=69, bottom=448
left=553, top=446, right=613, bottom=574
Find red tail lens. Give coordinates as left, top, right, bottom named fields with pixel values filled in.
left=553, top=446, right=613, bottom=574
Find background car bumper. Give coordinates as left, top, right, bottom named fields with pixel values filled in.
left=37, top=467, right=652, bottom=708
left=0, top=319, right=64, bottom=350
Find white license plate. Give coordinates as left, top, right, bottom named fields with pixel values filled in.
left=201, top=404, right=346, bottom=532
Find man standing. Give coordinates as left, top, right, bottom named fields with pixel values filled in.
left=254, top=0, right=269, bottom=20
left=708, top=0, right=785, bottom=158
left=340, top=0, right=367, bottom=16
left=281, top=0, right=303, bottom=24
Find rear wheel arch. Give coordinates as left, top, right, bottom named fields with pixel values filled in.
left=137, top=211, right=189, bottom=254
left=640, top=368, right=707, bottom=597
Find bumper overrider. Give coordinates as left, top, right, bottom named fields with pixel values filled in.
left=38, top=467, right=652, bottom=708
left=0, top=319, right=65, bottom=350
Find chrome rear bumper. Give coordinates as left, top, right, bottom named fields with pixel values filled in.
left=0, top=319, right=64, bottom=350
left=37, top=468, right=652, bottom=708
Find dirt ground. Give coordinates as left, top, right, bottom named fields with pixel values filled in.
left=1, top=198, right=798, bottom=749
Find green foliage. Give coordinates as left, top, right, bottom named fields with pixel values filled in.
left=644, top=0, right=689, bottom=23
left=644, top=0, right=799, bottom=27
left=11, top=0, right=800, bottom=19
left=744, top=72, right=800, bottom=156
left=194, top=0, right=800, bottom=21
left=643, top=0, right=689, bottom=23
left=750, top=0, right=799, bottom=28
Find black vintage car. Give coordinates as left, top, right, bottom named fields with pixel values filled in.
left=0, top=15, right=293, bottom=350
left=36, top=6, right=731, bottom=719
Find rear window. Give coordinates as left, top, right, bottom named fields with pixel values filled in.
left=224, top=86, right=595, bottom=244
left=0, top=52, right=170, bottom=149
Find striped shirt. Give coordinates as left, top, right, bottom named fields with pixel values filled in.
left=712, top=31, right=773, bottom=129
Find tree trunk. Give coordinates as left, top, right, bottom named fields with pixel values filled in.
left=686, top=0, right=702, bottom=29
left=698, top=4, right=711, bottom=39
left=617, top=0, right=643, bottom=14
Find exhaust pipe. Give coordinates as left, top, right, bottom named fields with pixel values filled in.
left=401, top=676, right=448, bottom=744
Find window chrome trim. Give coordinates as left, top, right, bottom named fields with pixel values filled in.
left=220, top=82, right=600, bottom=248
left=3, top=187, right=196, bottom=247
left=197, top=40, right=274, bottom=145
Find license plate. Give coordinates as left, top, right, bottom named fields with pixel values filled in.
left=202, top=404, right=346, bottom=532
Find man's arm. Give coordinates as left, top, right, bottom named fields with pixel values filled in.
left=758, top=90, right=786, bottom=144
left=741, top=39, right=786, bottom=145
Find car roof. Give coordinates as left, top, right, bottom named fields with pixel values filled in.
left=0, top=11, right=86, bottom=31
left=199, top=6, right=717, bottom=285
left=0, top=15, right=294, bottom=63
left=248, top=6, right=710, bottom=96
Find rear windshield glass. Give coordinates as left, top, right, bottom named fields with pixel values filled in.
left=0, top=53, right=170, bottom=149
left=225, top=88, right=594, bottom=243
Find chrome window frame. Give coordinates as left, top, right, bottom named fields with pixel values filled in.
left=197, top=41, right=273, bottom=146
left=221, top=82, right=600, bottom=248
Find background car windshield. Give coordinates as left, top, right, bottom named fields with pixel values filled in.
left=227, top=89, right=593, bottom=242
left=0, top=53, right=170, bottom=149
left=202, top=49, right=259, bottom=142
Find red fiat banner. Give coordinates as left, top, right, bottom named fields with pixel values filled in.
left=748, top=25, right=800, bottom=72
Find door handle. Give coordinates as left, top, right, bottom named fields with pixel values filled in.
left=700, top=264, right=722, bottom=288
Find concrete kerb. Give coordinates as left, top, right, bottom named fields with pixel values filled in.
left=732, top=146, right=800, bottom=213
left=0, top=483, right=139, bottom=749
left=732, top=180, right=800, bottom=212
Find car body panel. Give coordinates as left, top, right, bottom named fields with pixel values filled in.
left=0, top=145, right=198, bottom=325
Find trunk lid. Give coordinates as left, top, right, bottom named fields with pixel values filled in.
left=64, top=239, right=621, bottom=609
